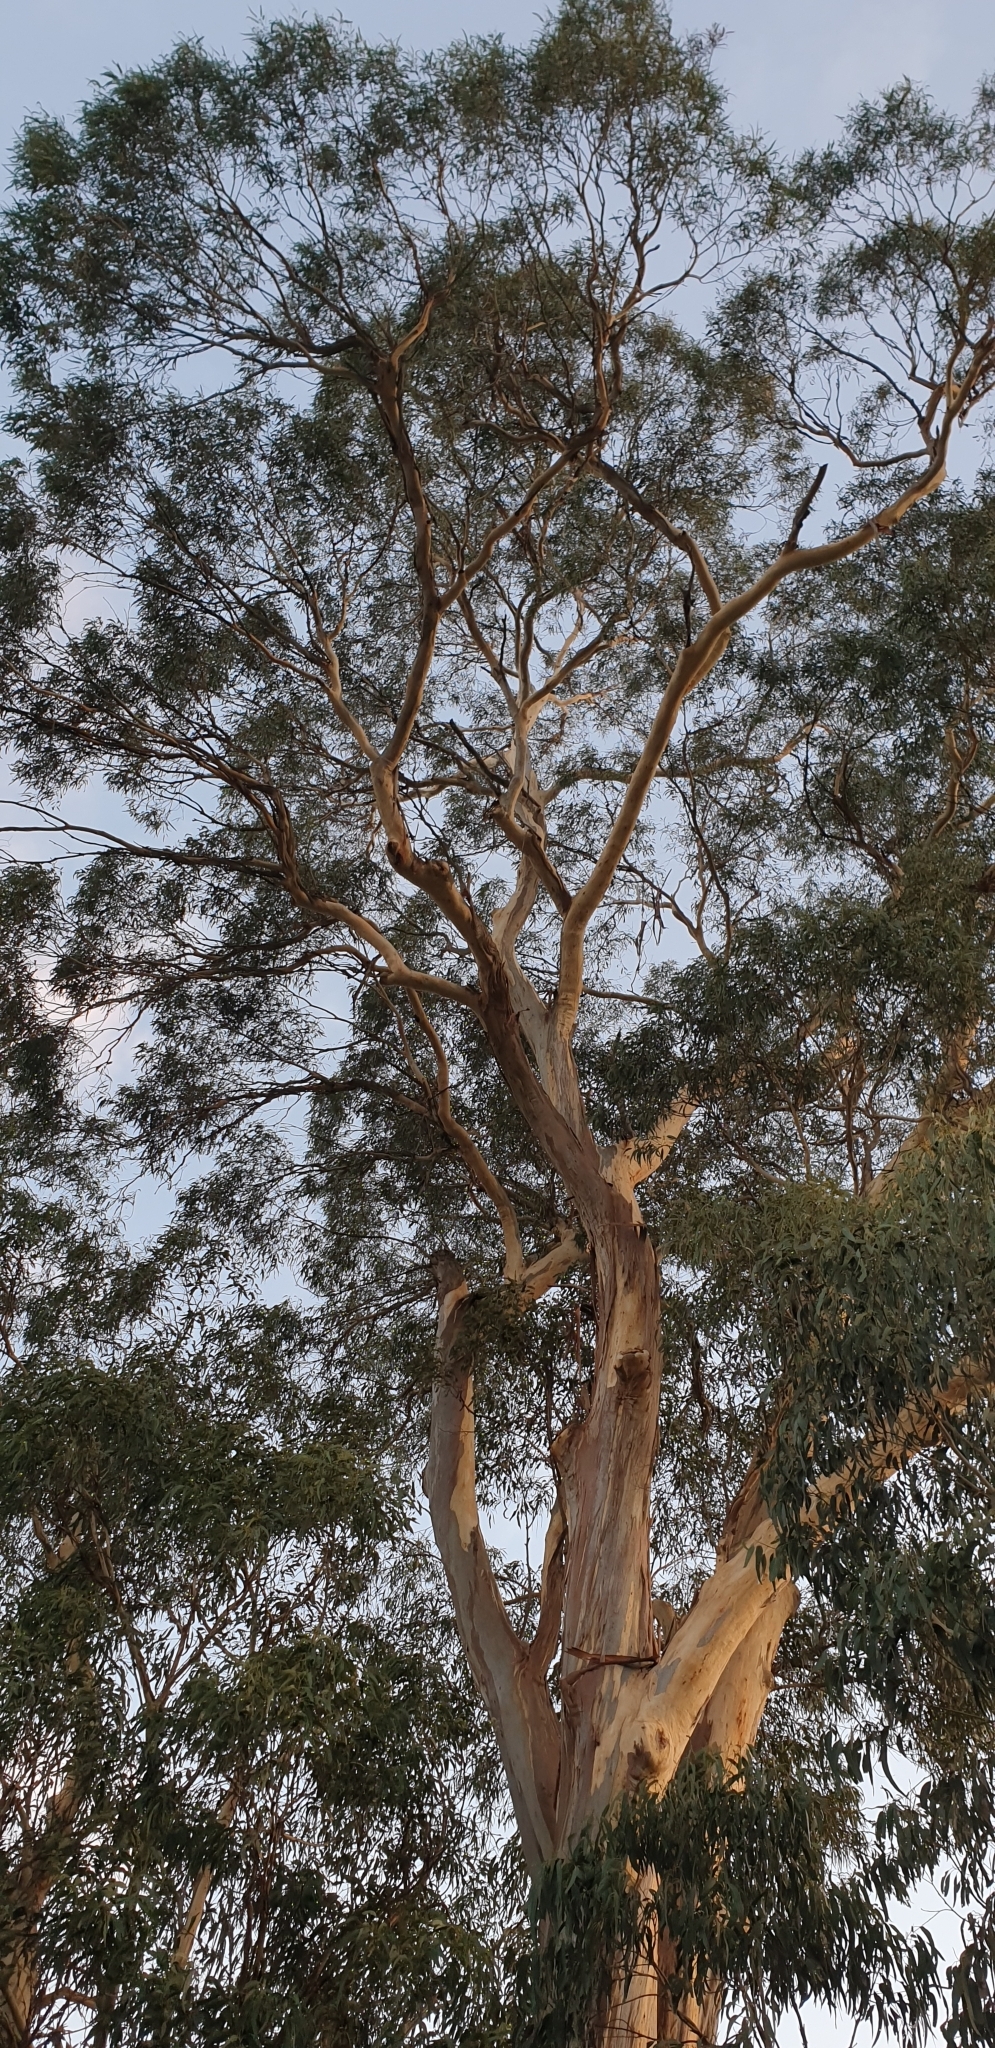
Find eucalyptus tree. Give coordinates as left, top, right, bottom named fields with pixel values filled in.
left=0, top=866, right=508, bottom=2046
left=3, top=2, right=995, bottom=2041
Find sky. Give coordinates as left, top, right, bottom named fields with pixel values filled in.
left=2, top=0, right=994, bottom=166
left=3, top=3, right=993, bottom=2043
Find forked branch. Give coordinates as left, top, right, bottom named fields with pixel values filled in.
left=553, top=379, right=990, bottom=1036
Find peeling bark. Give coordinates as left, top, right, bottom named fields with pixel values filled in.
left=424, top=1152, right=804, bottom=2045
left=423, top=1060, right=805, bottom=2045
left=407, top=404, right=993, bottom=2038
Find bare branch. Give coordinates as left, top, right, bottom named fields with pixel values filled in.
left=779, top=464, right=829, bottom=555
left=554, top=375, right=988, bottom=1036
left=423, top=1254, right=559, bottom=1873
left=519, top=1225, right=586, bottom=1304
left=406, top=992, right=526, bottom=1283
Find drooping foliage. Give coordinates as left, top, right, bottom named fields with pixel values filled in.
left=0, top=877, right=514, bottom=2044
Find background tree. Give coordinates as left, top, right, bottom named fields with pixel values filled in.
left=2, top=2, right=995, bottom=2040
left=0, top=866, right=511, bottom=2045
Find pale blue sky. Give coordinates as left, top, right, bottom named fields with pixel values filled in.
left=2, top=0, right=993, bottom=164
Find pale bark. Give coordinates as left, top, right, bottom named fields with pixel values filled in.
left=653, top=1585, right=801, bottom=2047
left=0, top=1780, right=78, bottom=2048
left=172, top=1788, right=238, bottom=1974
left=424, top=1113, right=805, bottom=2048
left=423, top=1064, right=990, bottom=2045
left=305, top=278, right=995, bottom=2047
left=424, top=1253, right=561, bottom=1871
left=604, top=1936, right=660, bottom=2048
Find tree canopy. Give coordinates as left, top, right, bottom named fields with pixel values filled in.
left=2, top=3, right=995, bottom=2041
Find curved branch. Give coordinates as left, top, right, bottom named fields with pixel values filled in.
left=406, top=993, right=525, bottom=1283
left=660, top=1364, right=995, bottom=1784
left=423, top=1254, right=560, bottom=1873
left=554, top=368, right=993, bottom=1035
left=519, top=1226, right=586, bottom=1304
left=592, top=459, right=723, bottom=614
left=685, top=1580, right=799, bottom=1766
left=492, top=806, right=573, bottom=916
left=606, top=1100, right=696, bottom=1204
left=642, top=1529, right=786, bottom=1777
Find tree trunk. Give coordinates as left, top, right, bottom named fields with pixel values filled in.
left=424, top=970, right=801, bottom=2045
left=568, top=1250, right=796, bottom=2048
left=604, top=1939, right=660, bottom=2048
left=553, top=1215, right=663, bottom=1848
left=426, top=1182, right=800, bottom=2045
left=0, top=1779, right=79, bottom=2048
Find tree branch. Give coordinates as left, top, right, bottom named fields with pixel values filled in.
left=606, top=1100, right=697, bottom=1204
left=592, top=460, right=724, bottom=615
left=173, top=1788, right=238, bottom=1973
left=423, top=1253, right=560, bottom=1873
left=519, top=1226, right=587, bottom=1304
left=553, top=394, right=978, bottom=1037
left=405, top=993, right=525, bottom=1283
